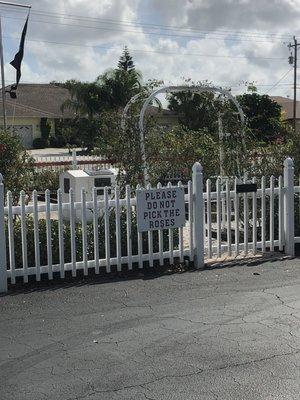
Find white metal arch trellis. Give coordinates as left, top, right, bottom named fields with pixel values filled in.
left=129, top=85, right=246, bottom=184
left=121, top=92, right=163, bottom=131
left=121, top=93, right=143, bottom=131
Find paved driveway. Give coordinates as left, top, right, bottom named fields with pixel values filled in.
left=0, top=256, right=300, bottom=399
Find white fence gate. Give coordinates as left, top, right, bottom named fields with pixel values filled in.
left=0, top=157, right=298, bottom=293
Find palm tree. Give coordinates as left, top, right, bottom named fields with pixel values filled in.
left=62, top=80, right=103, bottom=118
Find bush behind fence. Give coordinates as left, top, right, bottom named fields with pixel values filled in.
left=6, top=210, right=179, bottom=271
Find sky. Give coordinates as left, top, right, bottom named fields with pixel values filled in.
left=1, top=0, right=300, bottom=98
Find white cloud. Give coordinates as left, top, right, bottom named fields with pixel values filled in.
left=2, top=0, right=296, bottom=98
left=148, top=0, right=300, bottom=32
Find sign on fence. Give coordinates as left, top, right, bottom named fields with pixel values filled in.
left=236, top=183, right=257, bottom=193
left=136, top=187, right=186, bottom=232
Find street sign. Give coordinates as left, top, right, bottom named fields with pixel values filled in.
left=236, top=183, right=257, bottom=193
left=136, top=187, right=186, bottom=232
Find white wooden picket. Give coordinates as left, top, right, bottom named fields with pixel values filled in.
left=0, top=157, right=299, bottom=292
left=33, top=152, right=116, bottom=171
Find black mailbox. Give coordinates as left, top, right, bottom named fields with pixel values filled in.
left=236, top=183, right=257, bottom=193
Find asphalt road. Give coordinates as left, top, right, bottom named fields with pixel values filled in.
left=1, top=256, right=300, bottom=400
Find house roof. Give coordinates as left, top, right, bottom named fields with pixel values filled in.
left=1, top=83, right=74, bottom=119
left=0, top=83, right=177, bottom=120
left=146, top=105, right=177, bottom=117
left=271, top=96, right=300, bottom=120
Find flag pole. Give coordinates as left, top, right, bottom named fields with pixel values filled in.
left=0, top=15, right=6, bottom=130
left=0, top=1, right=31, bottom=8
left=0, top=2, right=31, bottom=130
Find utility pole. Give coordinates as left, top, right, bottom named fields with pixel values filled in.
left=0, top=1, right=31, bottom=130
left=0, top=16, right=6, bottom=129
left=288, top=36, right=300, bottom=133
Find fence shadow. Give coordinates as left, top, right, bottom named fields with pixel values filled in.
left=3, top=262, right=188, bottom=296
left=203, top=252, right=293, bottom=271
left=2, top=252, right=295, bottom=297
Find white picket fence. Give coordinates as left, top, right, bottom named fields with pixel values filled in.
left=0, top=157, right=298, bottom=292
left=33, top=151, right=116, bottom=171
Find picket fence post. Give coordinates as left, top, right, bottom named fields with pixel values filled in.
left=283, top=157, right=295, bottom=256
left=0, top=173, right=7, bottom=293
left=192, top=162, right=205, bottom=269
left=72, top=149, right=77, bottom=169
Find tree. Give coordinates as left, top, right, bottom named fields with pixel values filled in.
left=96, top=110, right=224, bottom=186
left=60, top=81, right=104, bottom=150
left=95, top=48, right=142, bottom=109
left=118, top=46, right=135, bottom=73
left=61, top=67, right=143, bottom=150
left=167, top=86, right=248, bottom=176
left=0, top=130, right=34, bottom=203
left=40, top=118, right=51, bottom=147
left=62, top=80, right=103, bottom=119
left=168, top=83, right=289, bottom=142
left=95, top=110, right=146, bottom=186
left=147, top=127, right=220, bottom=182
left=168, top=90, right=220, bottom=132
left=96, top=68, right=142, bottom=110
left=61, top=117, right=103, bottom=152
left=236, top=92, right=288, bottom=142
left=62, top=49, right=141, bottom=115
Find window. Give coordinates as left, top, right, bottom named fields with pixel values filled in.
left=64, top=178, right=70, bottom=194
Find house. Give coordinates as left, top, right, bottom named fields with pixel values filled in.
left=146, top=105, right=178, bottom=129
left=271, top=96, right=300, bottom=132
left=0, top=83, right=178, bottom=149
left=0, top=83, right=74, bottom=148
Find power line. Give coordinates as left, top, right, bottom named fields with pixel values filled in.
left=27, top=10, right=295, bottom=39
left=0, top=5, right=293, bottom=40
left=266, top=68, right=293, bottom=94
left=0, top=14, right=289, bottom=44
left=226, top=83, right=294, bottom=88
left=3, top=35, right=287, bottom=61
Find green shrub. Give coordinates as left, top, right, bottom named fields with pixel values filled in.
left=31, top=169, right=60, bottom=192
left=0, top=130, right=34, bottom=203
left=32, top=138, right=47, bottom=149
left=49, top=134, right=67, bottom=148
left=40, top=118, right=51, bottom=147
left=6, top=210, right=179, bottom=270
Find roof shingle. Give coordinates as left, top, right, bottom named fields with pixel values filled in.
left=271, top=96, right=300, bottom=120
left=1, top=83, right=74, bottom=118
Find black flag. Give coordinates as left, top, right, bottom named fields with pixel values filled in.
left=10, top=15, right=29, bottom=91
